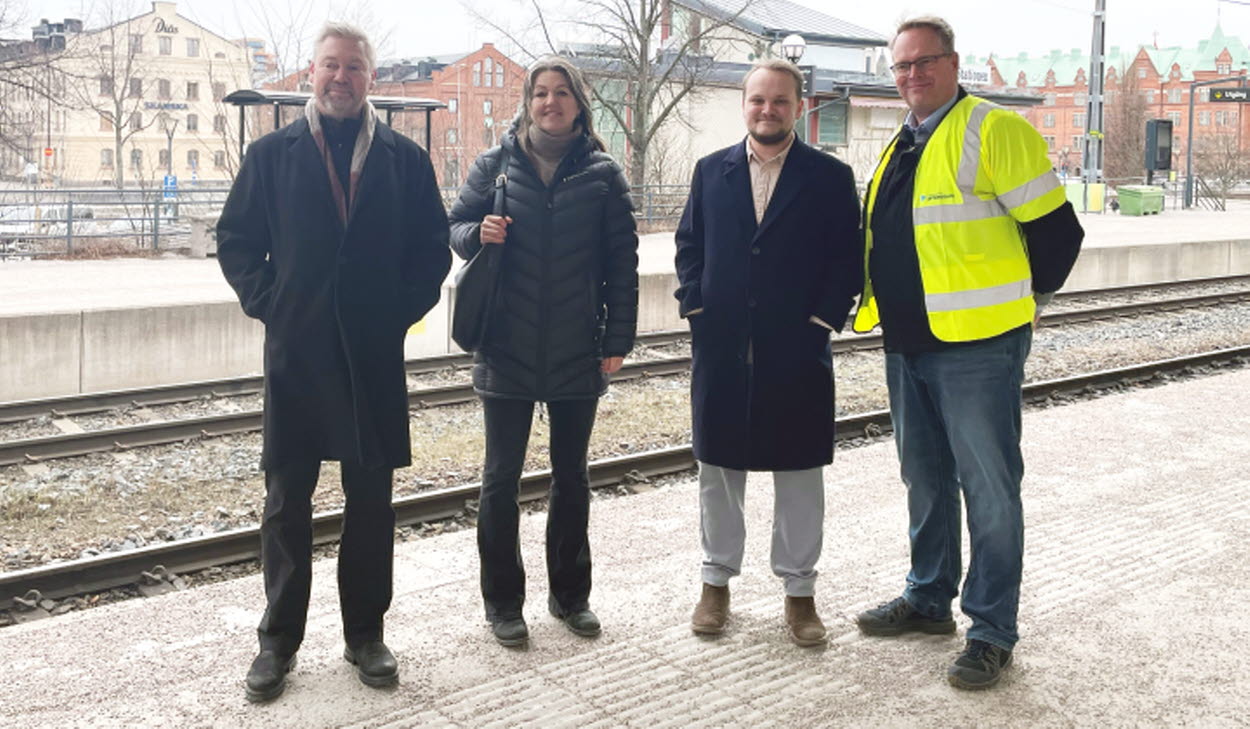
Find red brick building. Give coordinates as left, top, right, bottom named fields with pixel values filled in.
left=376, top=44, right=525, bottom=189
left=264, top=44, right=524, bottom=189
left=967, top=26, right=1250, bottom=178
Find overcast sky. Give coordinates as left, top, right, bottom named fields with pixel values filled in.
left=16, top=0, right=1250, bottom=64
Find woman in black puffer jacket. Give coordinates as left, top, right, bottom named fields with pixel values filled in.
left=448, top=56, right=638, bottom=648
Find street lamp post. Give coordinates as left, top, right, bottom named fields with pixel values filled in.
left=779, top=34, right=808, bottom=141
left=780, top=34, right=806, bottom=65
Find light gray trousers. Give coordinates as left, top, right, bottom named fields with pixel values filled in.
left=698, top=462, right=825, bottom=597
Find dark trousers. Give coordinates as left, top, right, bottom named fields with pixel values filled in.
left=478, top=397, right=598, bottom=622
left=257, top=459, right=395, bottom=656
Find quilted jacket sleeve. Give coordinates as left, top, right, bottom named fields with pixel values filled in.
left=601, top=163, right=639, bottom=357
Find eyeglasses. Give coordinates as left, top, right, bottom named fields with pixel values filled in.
left=890, top=53, right=952, bottom=76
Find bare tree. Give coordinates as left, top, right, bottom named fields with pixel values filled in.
left=644, top=113, right=696, bottom=186
left=245, top=0, right=318, bottom=84
left=227, top=0, right=398, bottom=165
left=64, top=0, right=165, bottom=187
left=464, top=0, right=754, bottom=186
left=0, top=2, right=68, bottom=178
left=197, top=49, right=261, bottom=182
left=1102, top=65, right=1148, bottom=182
left=1193, top=128, right=1249, bottom=203
left=245, top=0, right=394, bottom=83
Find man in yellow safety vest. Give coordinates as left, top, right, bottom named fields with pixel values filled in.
left=852, top=16, right=1084, bottom=690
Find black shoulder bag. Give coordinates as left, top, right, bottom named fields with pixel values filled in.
left=451, top=149, right=509, bottom=352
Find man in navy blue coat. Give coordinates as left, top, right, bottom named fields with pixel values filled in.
left=675, top=59, right=863, bottom=646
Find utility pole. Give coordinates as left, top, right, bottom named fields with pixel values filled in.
left=1082, top=0, right=1107, bottom=212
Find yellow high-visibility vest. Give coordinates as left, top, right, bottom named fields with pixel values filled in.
left=853, top=94, right=1066, bottom=341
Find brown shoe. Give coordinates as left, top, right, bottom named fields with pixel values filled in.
left=691, top=583, right=730, bottom=635
left=785, top=596, right=827, bottom=647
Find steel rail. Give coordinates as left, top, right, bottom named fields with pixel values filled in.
left=2, top=290, right=1249, bottom=466
left=1042, top=289, right=1250, bottom=326
left=1051, top=273, right=1250, bottom=301
left=0, top=356, right=694, bottom=466
left=2, top=344, right=1247, bottom=606
left=4, top=276, right=1246, bottom=426
left=0, top=329, right=692, bottom=424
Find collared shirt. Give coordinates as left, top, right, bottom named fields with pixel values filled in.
left=903, top=91, right=960, bottom=146
left=745, top=132, right=796, bottom=224
left=742, top=132, right=836, bottom=332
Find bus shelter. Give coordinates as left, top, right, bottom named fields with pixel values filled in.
left=223, top=89, right=446, bottom=159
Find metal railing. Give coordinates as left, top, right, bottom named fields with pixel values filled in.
left=0, top=187, right=231, bottom=259
left=630, top=184, right=690, bottom=226
left=436, top=184, right=692, bottom=227
left=1192, top=176, right=1226, bottom=212
left=1, top=183, right=694, bottom=259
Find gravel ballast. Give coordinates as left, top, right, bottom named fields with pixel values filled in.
left=2, top=299, right=1249, bottom=594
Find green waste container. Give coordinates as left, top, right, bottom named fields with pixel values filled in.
left=1117, top=185, right=1165, bottom=215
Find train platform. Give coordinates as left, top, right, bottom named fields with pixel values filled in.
left=4, top=201, right=1250, bottom=400
left=3, top=200, right=1250, bottom=317
left=3, top=368, right=1247, bottom=726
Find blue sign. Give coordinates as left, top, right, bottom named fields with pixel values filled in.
left=163, top=175, right=177, bottom=200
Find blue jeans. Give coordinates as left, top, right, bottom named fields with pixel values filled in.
left=885, top=325, right=1031, bottom=650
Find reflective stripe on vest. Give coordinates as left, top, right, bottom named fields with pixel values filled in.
left=924, top=278, right=1032, bottom=313
left=997, top=170, right=1062, bottom=213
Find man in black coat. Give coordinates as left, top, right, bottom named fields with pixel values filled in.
left=217, top=23, right=450, bottom=702
left=675, top=60, right=863, bottom=647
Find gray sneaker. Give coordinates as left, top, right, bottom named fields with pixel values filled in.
left=856, top=596, right=956, bottom=636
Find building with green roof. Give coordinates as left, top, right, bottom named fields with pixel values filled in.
left=965, top=25, right=1249, bottom=178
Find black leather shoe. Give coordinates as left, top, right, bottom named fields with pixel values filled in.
left=948, top=639, right=1013, bottom=690
left=491, top=617, right=529, bottom=647
left=856, top=596, right=956, bottom=636
left=343, top=641, right=399, bottom=688
left=245, top=650, right=296, bottom=703
left=551, top=607, right=601, bottom=637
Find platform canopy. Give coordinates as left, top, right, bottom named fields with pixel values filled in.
left=223, top=89, right=446, bottom=158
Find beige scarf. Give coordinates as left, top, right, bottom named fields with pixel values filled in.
left=524, top=124, right=581, bottom=186
left=305, top=97, right=378, bottom=225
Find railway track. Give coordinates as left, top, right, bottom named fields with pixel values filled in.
left=0, top=328, right=691, bottom=425
left=3, top=275, right=1246, bottom=428
left=2, top=286, right=1249, bottom=467
left=2, top=344, right=1247, bottom=608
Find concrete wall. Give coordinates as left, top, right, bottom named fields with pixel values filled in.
left=405, top=285, right=454, bottom=359
left=4, top=240, right=1249, bottom=400
left=1063, top=239, right=1250, bottom=291
left=4, top=294, right=453, bottom=400
left=80, top=302, right=262, bottom=392
left=638, top=272, right=683, bottom=332
left=1, top=312, right=82, bottom=400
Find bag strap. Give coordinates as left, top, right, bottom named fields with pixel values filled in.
left=492, top=148, right=510, bottom=218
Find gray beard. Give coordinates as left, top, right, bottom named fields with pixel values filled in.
left=317, top=95, right=361, bottom=120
